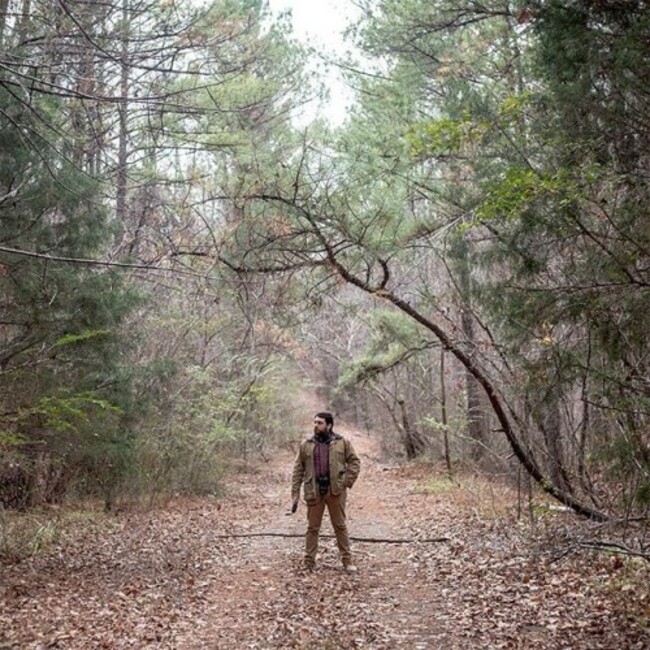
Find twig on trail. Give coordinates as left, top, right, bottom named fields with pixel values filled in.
left=576, top=541, right=650, bottom=563
left=213, top=532, right=449, bottom=544
left=549, top=539, right=650, bottom=564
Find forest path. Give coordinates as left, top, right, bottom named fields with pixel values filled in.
left=1, top=419, right=648, bottom=649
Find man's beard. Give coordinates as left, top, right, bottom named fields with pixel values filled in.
left=314, top=427, right=329, bottom=438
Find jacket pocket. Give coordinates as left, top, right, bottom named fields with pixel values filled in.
left=303, top=477, right=317, bottom=504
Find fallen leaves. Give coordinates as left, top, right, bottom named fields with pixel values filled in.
left=1, top=427, right=648, bottom=649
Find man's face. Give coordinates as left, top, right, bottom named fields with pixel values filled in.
left=314, top=417, right=329, bottom=435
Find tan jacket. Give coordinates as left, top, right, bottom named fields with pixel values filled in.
left=291, top=433, right=361, bottom=505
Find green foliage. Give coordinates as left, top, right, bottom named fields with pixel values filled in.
left=498, top=91, right=535, bottom=120
left=0, top=83, right=140, bottom=508
left=32, top=394, right=120, bottom=435
left=339, top=310, right=430, bottom=387
left=407, top=117, right=470, bottom=156
left=0, top=431, right=26, bottom=447
left=0, top=0, right=316, bottom=512
left=327, top=0, right=650, bottom=516
left=127, top=357, right=298, bottom=499
left=599, top=431, right=650, bottom=507
left=475, top=167, right=573, bottom=223
left=54, top=330, right=112, bottom=348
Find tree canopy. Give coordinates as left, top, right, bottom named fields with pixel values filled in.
left=1, top=0, right=648, bottom=526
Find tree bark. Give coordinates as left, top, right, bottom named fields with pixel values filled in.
left=539, top=396, right=573, bottom=495
left=0, top=0, right=9, bottom=44
left=115, top=0, right=130, bottom=247
left=397, top=397, right=426, bottom=460
left=458, top=238, right=490, bottom=462
left=439, top=348, right=452, bottom=475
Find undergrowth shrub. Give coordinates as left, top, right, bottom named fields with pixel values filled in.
left=0, top=508, right=61, bottom=562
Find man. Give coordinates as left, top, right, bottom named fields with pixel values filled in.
left=291, top=411, right=361, bottom=572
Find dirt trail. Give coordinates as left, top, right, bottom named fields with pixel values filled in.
left=168, top=421, right=449, bottom=649
left=1, top=419, right=648, bottom=649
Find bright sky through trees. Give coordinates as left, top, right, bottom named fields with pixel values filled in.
left=267, top=0, right=360, bottom=125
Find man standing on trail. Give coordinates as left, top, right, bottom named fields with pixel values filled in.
left=291, top=412, right=361, bottom=572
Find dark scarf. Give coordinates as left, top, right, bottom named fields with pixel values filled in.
left=313, top=431, right=332, bottom=479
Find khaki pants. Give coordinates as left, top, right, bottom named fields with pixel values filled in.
left=305, top=488, right=351, bottom=566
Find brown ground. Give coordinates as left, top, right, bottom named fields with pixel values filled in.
left=1, top=419, right=648, bottom=649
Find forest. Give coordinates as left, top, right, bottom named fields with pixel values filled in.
left=0, top=0, right=649, bottom=647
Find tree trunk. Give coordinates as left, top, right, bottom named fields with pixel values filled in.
left=17, top=0, right=31, bottom=44
left=458, top=236, right=490, bottom=462
left=28, top=451, right=49, bottom=508
left=439, top=348, right=451, bottom=475
left=0, top=0, right=9, bottom=44
left=465, top=361, right=486, bottom=461
left=116, top=0, right=130, bottom=247
left=397, top=397, right=426, bottom=460
left=539, top=397, right=573, bottom=495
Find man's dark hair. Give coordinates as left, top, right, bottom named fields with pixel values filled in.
left=316, top=411, right=334, bottom=428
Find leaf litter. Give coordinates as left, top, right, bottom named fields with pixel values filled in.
left=1, top=425, right=648, bottom=649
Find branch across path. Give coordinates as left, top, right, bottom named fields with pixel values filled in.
left=0, top=421, right=648, bottom=649
left=211, top=531, right=450, bottom=543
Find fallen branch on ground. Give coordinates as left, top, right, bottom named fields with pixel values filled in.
left=550, top=539, right=650, bottom=564
left=212, top=532, right=449, bottom=544
left=576, top=540, right=650, bottom=563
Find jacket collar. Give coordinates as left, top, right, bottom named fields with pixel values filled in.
left=308, top=431, right=342, bottom=443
